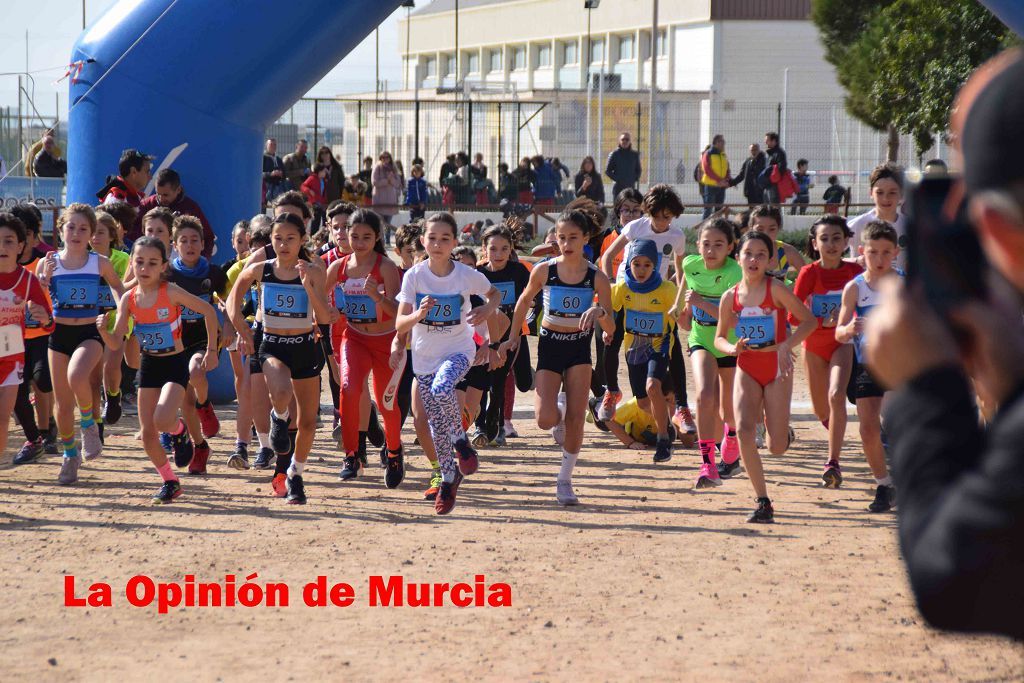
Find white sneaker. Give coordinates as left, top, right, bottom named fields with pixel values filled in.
left=58, top=455, right=81, bottom=485
left=556, top=480, right=578, bottom=506
left=81, top=424, right=103, bottom=461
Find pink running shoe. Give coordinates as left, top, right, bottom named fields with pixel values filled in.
left=721, top=434, right=740, bottom=466
left=695, top=462, right=723, bottom=489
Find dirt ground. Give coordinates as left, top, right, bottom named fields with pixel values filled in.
left=1, top=338, right=1021, bottom=682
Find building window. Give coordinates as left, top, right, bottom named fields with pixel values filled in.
left=444, top=54, right=455, bottom=76
left=425, top=57, right=437, bottom=77
left=537, top=45, right=552, bottom=68
left=468, top=53, right=479, bottom=73
left=513, top=46, right=526, bottom=70
left=563, top=41, right=578, bottom=65
left=590, top=38, right=604, bottom=64
left=619, top=35, right=634, bottom=61
left=489, top=49, right=502, bottom=73
left=655, top=29, right=667, bottom=57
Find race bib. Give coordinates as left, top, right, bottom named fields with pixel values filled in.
left=416, top=293, right=462, bottom=328
left=544, top=285, right=591, bottom=321
left=97, top=286, right=117, bottom=312
left=736, top=313, right=776, bottom=349
left=333, top=286, right=347, bottom=312
left=135, top=321, right=176, bottom=354
left=180, top=303, right=205, bottom=322
left=344, top=294, right=378, bottom=324
left=262, top=283, right=308, bottom=319
left=54, top=276, right=99, bottom=310
left=625, top=310, right=663, bottom=337
left=0, top=324, right=24, bottom=356
left=691, top=295, right=720, bottom=326
left=811, top=291, right=843, bottom=320
left=493, top=281, right=516, bottom=309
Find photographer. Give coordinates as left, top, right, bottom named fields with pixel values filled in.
left=865, top=50, right=1024, bottom=641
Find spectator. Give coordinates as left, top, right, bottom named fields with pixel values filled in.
left=864, top=49, right=1024, bottom=641
left=822, top=175, right=847, bottom=214
left=497, top=163, right=516, bottom=203
left=763, top=132, right=788, bottom=204
left=372, top=151, right=403, bottom=243
left=32, top=135, right=67, bottom=178
left=605, top=131, right=642, bottom=197
left=301, top=163, right=329, bottom=209
left=343, top=174, right=369, bottom=205
left=790, top=159, right=814, bottom=215
left=699, top=134, right=732, bottom=218
left=730, top=143, right=768, bottom=206
left=357, top=155, right=374, bottom=192
left=405, top=164, right=428, bottom=220
left=282, top=139, right=310, bottom=189
left=262, top=138, right=287, bottom=206
left=847, top=162, right=907, bottom=267
left=470, top=153, right=488, bottom=182
left=10, top=204, right=52, bottom=255
left=316, top=145, right=345, bottom=204
left=96, top=148, right=152, bottom=207
left=438, top=153, right=456, bottom=185
left=24, top=128, right=61, bottom=177
left=128, top=168, right=216, bottom=256
left=532, top=155, right=560, bottom=206
left=552, top=157, right=571, bottom=186
left=511, top=157, right=536, bottom=204
left=923, top=158, right=949, bottom=177
left=102, top=201, right=138, bottom=252
left=574, top=156, right=605, bottom=203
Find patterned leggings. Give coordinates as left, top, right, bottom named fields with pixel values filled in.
left=416, top=353, right=470, bottom=481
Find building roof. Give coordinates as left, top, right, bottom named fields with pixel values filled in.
left=413, top=0, right=508, bottom=17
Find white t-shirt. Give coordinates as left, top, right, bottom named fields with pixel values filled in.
left=848, top=209, right=908, bottom=270
left=617, top=216, right=686, bottom=280
left=397, top=260, right=493, bottom=375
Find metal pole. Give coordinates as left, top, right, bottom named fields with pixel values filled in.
left=82, top=0, right=87, bottom=28
left=376, top=28, right=380, bottom=97
left=597, top=61, right=605, bottom=164
left=516, top=102, right=521, bottom=162
left=358, top=100, right=363, bottom=164
left=586, top=55, right=593, bottom=158
left=404, top=6, right=411, bottom=90
left=497, top=101, right=503, bottom=168
left=414, top=100, right=421, bottom=162
left=585, top=7, right=592, bottom=94
left=467, top=100, right=473, bottom=163
left=313, top=99, right=319, bottom=154
left=648, top=0, right=658, bottom=186
left=17, top=76, right=23, bottom=166
left=781, top=67, right=789, bottom=146
left=455, top=0, right=460, bottom=85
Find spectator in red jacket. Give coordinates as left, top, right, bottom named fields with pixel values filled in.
left=96, top=148, right=152, bottom=207
left=301, top=164, right=329, bottom=209
left=128, top=168, right=216, bottom=256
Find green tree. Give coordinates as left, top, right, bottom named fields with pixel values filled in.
left=812, top=0, right=1012, bottom=160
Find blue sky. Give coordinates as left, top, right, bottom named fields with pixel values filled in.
left=0, top=0, right=422, bottom=115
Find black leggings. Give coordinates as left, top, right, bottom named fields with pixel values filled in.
left=601, top=309, right=626, bottom=393
left=15, top=381, right=42, bottom=443
left=668, top=328, right=688, bottom=408
left=398, top=349, right=414, bottom=427
left=475, top=342, right=518, bottom=432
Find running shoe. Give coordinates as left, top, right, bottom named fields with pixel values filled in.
left=170, top=421, right=194, bottom=467
left=455, top=439, right=479, bottom=476
left=868, top=484, right=896, bottom=513
left=332, top=413, right=343, bottom=450
left=269, top=412, right=291, bottom=455
left=57, top=455, right=81, bottom=485
left=103, top=392, right=122, bottom=425
left=152, top=479, right=182, bottom=504
left=81, top=423, right=103, bottom=461
left=483, top=402, right=502, bottom=444
left=160, top=431, right=173, bottom=454
left=470, top=427, right=488, bottom=449
left=121, top=391, right=138, bottom=417
left=747, top=497, right=775, bottom=524
left=755, top=423, right=766, bottom=449
left=503, top=421, right=519, bottom=438
left=717, top=458, right=742, bottom=479
left=424, top=468, right=442, bottom=500
left=788, top=425, right=796, bottom=448
left=13, top=438, right=44, bottom=465
left=597, top=389, right=622, bottom=421
left=98, top=422, right=105, bottom=444
left=253, top=446, right=274, bottom=470
left=556, top=480, right=579, bottom=506
left=188, top=442, right=210, bottom=475
left=366, top=403, right=385, bottom=448
left=695, top=463, right=723, bottom=489
left=196, top=401, right=220, bottom=439
left=286, top=475, right=307, bottom=504
left=43, top=430, right=59, bottom=455
left=721, top=433, right=740, bottom=465
left=672, top=406, right=698, bottom=447
left=822, top=460, right=842, bottom=489
left=492, top=427, right=507, bottom=447
left=339, top=454, right=362, bottom=480
left=653, top=437, right=673, bottom=463
left=270, top=473, right=288, bottom=497
left=226, top=443, right=249, bottom=470
left=435, top=471, right=464, bottom=515
left=384, top=447, right=405, bottom=489
left=587, top=397, right=610, bottom=433
left=379, top=444, right=389, bottom=468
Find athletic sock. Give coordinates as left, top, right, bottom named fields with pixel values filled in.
left=875, top=475, right=893, bottom=487
left=60, top=433, right=77, bottom=459
left=256, top=431, right=271, bottom=450
left=156, top=462, right=176, bottom=482
left=80, top=405, right=95, bottom=430
left=272, top=408, right=289, bottom=421
left=171, top=419, right=186, bottom=436
left=107, top=388, right=120, bottom=399
left=287, top=459, right=305, bottom=477
left=195, top=399, right=210, bottom=409
left=557, top=449, right=579, bottom=482
left=235, top=439, right=248, bottom=449
left=699, top=439, right=716, bottom=465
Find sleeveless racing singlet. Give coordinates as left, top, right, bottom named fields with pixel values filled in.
left=0, top=269, right=30, bottom=361
left=50, top=251, right=102, bottom=319
left=542, top=261, right=596, bottom=325
left=127, top=283, right=182, bottom=354
left=335, top=253, right=390, bottom=325
left=260, top=259, right=313, bottom=330
left=852, top=273, right=884, bottom=363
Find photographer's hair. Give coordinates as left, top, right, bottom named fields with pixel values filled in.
left=482, top=216, right=524, bottom=251
left=273, top=190, right=312, bottom=220
left=0, top=212, right=27, bottom=245
left=862, top=220, right=899, bottom=247
left=806, top=214, right=852, bottom=260
left=142, top=206, right=175, bottom=233
left=738, top=229, right=775, bottom=256
left=641, top=183, right=684, bottom=218
left=425, top=211, right=459, bottom=238
left=698, top=217, right=738, bottom=246
left=348, top=208, right=388, bottom=255
left=451, top=245, right=478, bottom=264
left=10, top=204, right=42, bottom=237
left=131, top=235, right=169, bottom=263
left=172, top=214, right=205, bottom=243
left=59, top=203, right=98, bottom=235
left=394, top=222, right=424, bottom=251
left=869, top=162, right=905, bottom=190
left=750, top=204, right=783, bottom=230
left=94, top=211, right=125, bottom=250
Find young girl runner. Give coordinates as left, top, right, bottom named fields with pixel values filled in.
left=792, top=215, right=862, bottom=487
left=38, top=204, right=125, bottom=484
left=672, top=218, right=743, bottom=488
left=835, top=220, right=901, bottom=512
left=501, top=207, right=615, bottom=506
left=608, top=238, right=678, bottom=463
left=713, top=231, right=815, bottom=523
left=396, top=212, right=501, bottom=515
left=0, top=213, right=53, bottom=463
left=749, top=205, right=805, bottom=283
left=97, top=237, right=219, bottom=503
left=228, top=213, right=334, bottom=504
left=327, top=209, right=406, bottom=487
left=223, top=220, right=253, bottom=469
left=93, top=211, right=130, bottom=428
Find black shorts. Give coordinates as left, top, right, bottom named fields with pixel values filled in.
left=848, top=361, right=886, bottom=402
left=181, top=321, right=210, bottom=356
left=627, top=353, right=670, bottom=399
left=536, top=327, right=593, bottom=374
left=25, top=335, right=53, bottom=392
left=248, top=325, right=264, bottom=375
left=457, top=357, right=490, bottom=392
left=258, top=330, right=324, bottom=380
left=139, top=351, right=190, bottom=390
left=687, top=344, right=738, bottom=369
left=48, top=322, right=103, bottom=356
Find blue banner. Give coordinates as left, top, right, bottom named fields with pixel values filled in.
left=0, top=176, right=64, bottom=238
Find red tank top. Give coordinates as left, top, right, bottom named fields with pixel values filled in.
left=336, top=253, right=392, bottom=324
